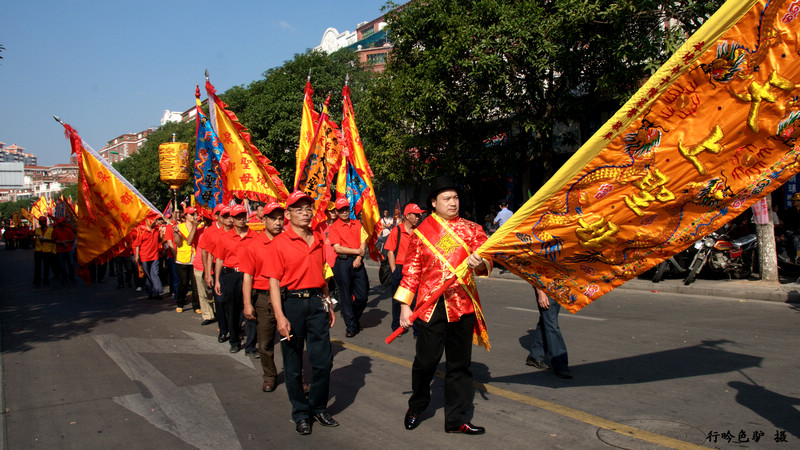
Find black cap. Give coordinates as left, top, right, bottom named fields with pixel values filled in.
left=427, top=176, right=460, bottom=208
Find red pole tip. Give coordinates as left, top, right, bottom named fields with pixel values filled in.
left=195, top=85, right=200, bottom=99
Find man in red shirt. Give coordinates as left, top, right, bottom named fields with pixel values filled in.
left=329, top=197, right=369, bottom=338
left=52, top=218, right=76, bottom=284
left=386, top=203, right=425, bottom=334
left=200, top=204, right=230, bottom=340
left=241, top=201, right=284, bottom=390
left=135, top=216, right=166, bottom=299
left=266, top=191, right=337, bottom=435
left=192, top=212, right=214, bottom=326
left=214, top=204, right=258, bottom=353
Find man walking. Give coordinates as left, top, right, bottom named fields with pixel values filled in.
left=265, top=191, right=338, bottom=435
left=397, top=177, right=491, bottom=435
left=329, top=197, right=369, bottom=338
left=241, top=201, right=284, bottom=390
left=526, top=287, right=572, bottom=379
left=387, top=203, right=425, bottom=334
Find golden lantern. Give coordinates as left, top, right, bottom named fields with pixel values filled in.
left=158, top=142, right=191, bottom=190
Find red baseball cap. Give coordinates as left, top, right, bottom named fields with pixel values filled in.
left=403, top=203, right=426, bottom=215
left=263, top=201, right=285, bottom=215
left=286, top=190, right=314, bottom=207
left=213, top=204, right=225, bottom=215
left=231, top=204, right=247, bottom=217
left=335, top=197, right=350, bottom=210
left=184, top=206, right=197, bottom=215
left=221, top=206, right=232, bottom=216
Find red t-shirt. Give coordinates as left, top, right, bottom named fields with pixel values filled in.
left=52, top=225, right=76, bottom=253
left=191, top=227, right=206, bottom=271
left=136, top=227, right=161, bottom=262
left=214, top=228, right=258, bottom=269
left=384, top=224, right=413, bottom=265
left=328, top=219, right=364, bottom=250
left=239, top=232, right=276, bottom=290
left=263, top=226, right=326, bottom=291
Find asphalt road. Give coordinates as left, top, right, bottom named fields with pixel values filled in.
left=1, top=249, right=798, bottom=449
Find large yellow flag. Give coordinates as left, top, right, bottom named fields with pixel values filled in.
left=295, top=96, right=344, bottom=228
left=471, top=0, right=800, bottom=312
left=294, top=81, right=320, bottom=190
left=206, top=79, right=289, bottom=204
left=60, top=121, right=160, bottom=272
left=341, top=84, right=382, bottom=261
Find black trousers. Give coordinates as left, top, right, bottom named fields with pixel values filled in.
left=221, top=270, right=243, bottom=348
left=409, top=299, right=475, bottom=429
left=333, top=258, right=369, bottom=333
left=176, top=263, right=199, bottom=309
left=280, top=294, right=332, bottom=422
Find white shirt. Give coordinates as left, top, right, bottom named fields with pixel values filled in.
left=494, top=207, right=513, bottom=228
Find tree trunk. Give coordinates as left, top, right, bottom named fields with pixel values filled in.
left=756, top=196, right=779, bottom=282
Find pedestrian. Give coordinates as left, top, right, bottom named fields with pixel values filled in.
left=493, top=200, right=513, bottom=229
left=525, top=287, right=572, bottom=379
left=193, top=213, right=215, bottom=326
left=174, top=207, right=201, bottom=314
left=213, top=204, right=258, bottom=353
left=52, top=217, right=76, bottom=284
left=113, top=235, right=134, bottom=289
left=202, top=204, right=231, bottom=341
left=33, top=216, right=58, bottom=286
left=329, top=197, right=369, bottom=338
left=397, top=177, right=491, bottom=435
left=387, top=203, right=425, bottom=335
left=265, top=191, right=338, bottom=435
left=241, top=201, right=284, bottom=391
left=135, top=216, right=165, bottom=299
left=377, top=209, right=394, bottom=250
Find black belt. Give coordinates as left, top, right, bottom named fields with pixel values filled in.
left=254, top=288, right=269, bottom=294
left=337, top=254, right=354, bottom=260
left=286, top=288, right=322, bottom=298
left=221, top=267, right=239, bottom=273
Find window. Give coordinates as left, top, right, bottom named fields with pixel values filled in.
left=367, top=53, right=386, bottom=65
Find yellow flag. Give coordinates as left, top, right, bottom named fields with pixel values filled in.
left=473, top=0, right=800, bottom=312
left=60, top=122, right=160, bottom=271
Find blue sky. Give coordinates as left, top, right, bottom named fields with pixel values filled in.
left=0, top=0, right=390, bottom=166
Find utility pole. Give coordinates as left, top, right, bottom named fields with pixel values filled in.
left=755, top=196, right=778, bottom=282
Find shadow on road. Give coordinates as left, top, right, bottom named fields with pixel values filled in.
left=328, top=355, right=371, bottom=415
left=0, top=249, right=166, bottom=354
left=727, top=380, right=800, bottom=441
left=489, top=338, right=762, bottom=389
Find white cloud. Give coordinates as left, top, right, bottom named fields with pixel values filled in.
left=279, top=21, right=295, bottom=32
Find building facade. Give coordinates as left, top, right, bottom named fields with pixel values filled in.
left=0, top=142, right=37, bottom=166
left=98, top=129, right=154, bottom=164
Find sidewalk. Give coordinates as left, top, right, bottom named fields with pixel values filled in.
left=487, top=268, right=800, bottom=303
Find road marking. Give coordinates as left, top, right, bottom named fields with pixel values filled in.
left=125, top=330, right=257, bottom=369
left=333, top=339, right=705, bottom=450
left=94, top=334, right=242, bottom=450
left=506, top=306, right=607, bottom=321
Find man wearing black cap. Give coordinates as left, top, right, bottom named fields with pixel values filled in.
left=396, top=177, right=492, bottom=435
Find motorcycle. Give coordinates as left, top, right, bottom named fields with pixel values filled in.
left=683, top=231, right=758, bottom=285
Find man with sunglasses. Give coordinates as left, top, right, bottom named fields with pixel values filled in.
left=265, top=191, right=337, bottom=435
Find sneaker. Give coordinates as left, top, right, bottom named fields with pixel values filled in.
left=194, top=309, right=202, bottom=314
left=525, top=355, right=549, bottom=370
left=176, top=307, right=183, bottom=313
left=136, top=287, right=143, bottom=292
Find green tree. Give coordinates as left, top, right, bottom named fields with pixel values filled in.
left=114, top=121, right=196, bottom=210
left=0, top=197, right=35, bottom=223
left=381, top=0, right=723, bottom=194
left=219, top=49, right=377, bottom=189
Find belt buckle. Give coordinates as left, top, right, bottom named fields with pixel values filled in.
left=301, top=291, right=310, bottom=298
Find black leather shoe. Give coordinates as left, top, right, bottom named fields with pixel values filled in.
left=295, top=418, right=312, bottom=435
left=404, top=409, right=422, bottom=430
left=554, top=367, right=573, bottom=379
left=345, top=330, right=357, bottom=338
left=229, top=343, right=241, bottom=353
left=445, top=423, right=485, bottom=435
left=218, top=333, right=229, bottom=343
left=313, top=411, right=339, bottom=427
left=201, top=319, right=216, bottom=326
left=525, top=355, right=549, bottom=370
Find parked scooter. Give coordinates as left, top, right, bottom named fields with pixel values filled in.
left=683, top=231, right=758, bottom=285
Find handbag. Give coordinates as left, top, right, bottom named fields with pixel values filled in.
left=379, top=226, right=401, bottom=287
